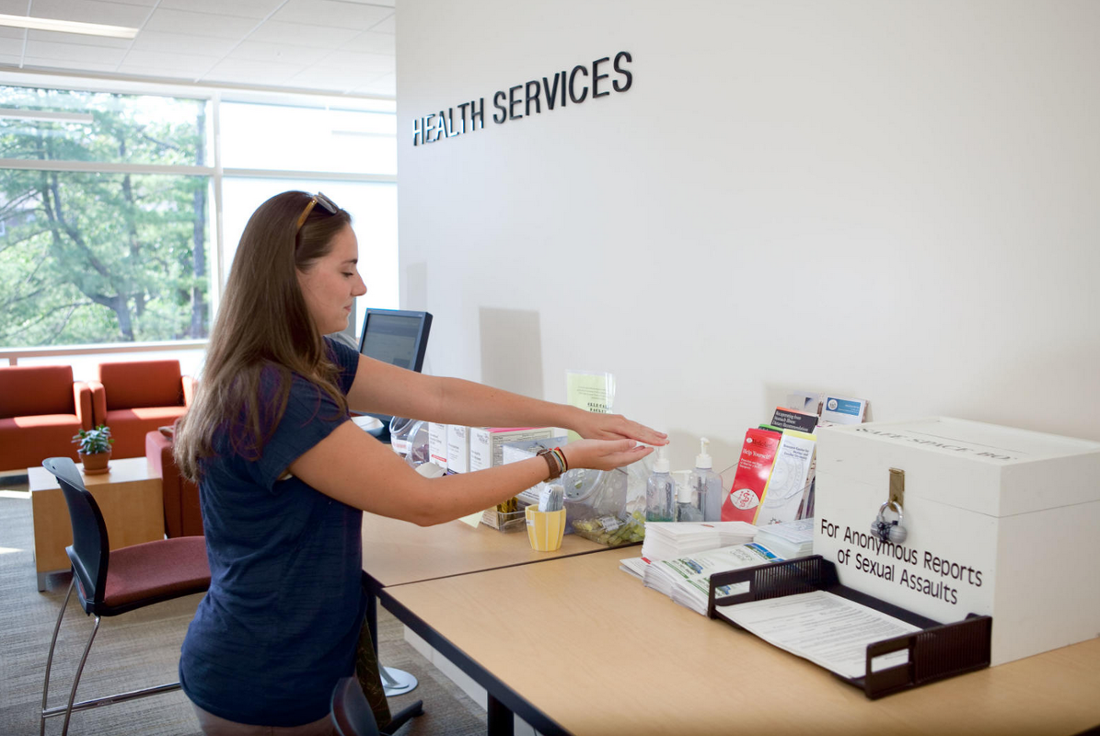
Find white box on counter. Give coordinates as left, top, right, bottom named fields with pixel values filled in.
left=429, top=423, right=448, bottom=471
left=446, top=425, right=470, bottom=474
left=469, top=427, right=556, bottom=472
left=814, top=417, right=1100, bottom=666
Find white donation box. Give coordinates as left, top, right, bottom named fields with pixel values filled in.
left=814, top=417, right=1100, bottom=666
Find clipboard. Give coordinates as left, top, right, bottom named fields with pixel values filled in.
left=706, top=555, right=992, bottom=699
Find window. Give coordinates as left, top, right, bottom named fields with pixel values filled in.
left=0, top=81, right=396, bottom=351
left=0, top=86, right=211, bottom=346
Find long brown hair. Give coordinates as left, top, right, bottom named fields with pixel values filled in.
left=174, top=191, right=353, bottom=482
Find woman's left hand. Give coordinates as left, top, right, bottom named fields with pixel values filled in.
left=572, top=411, right=668, bottom=446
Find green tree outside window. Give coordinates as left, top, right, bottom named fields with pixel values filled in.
left=0, top=86, right=210, bottom=346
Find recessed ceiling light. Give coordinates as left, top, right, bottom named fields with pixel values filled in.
left=0, top=13, right=139, bottom=39
left=0, top=109, right=94, bottom=124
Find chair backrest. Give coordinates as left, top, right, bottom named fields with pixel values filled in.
left=0, top=365, right=74, bottom=419
left=42, top=457, right=109, bottom=613
left=330, top=677, right=381, bottom=736
left=98, top=360, right=183, bottom=410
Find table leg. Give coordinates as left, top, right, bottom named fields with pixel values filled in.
left=367, top=588, right=378, bottom=655
left=487, top=693, right=514, bottom=736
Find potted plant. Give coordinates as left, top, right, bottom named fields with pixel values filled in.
left=73, top=424, right=114, bottom=475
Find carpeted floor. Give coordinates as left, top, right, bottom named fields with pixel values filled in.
left=0, top=488, right=488, bottom=736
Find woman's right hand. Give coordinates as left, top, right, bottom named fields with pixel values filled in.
left=561, top=439, right=653, bottom=472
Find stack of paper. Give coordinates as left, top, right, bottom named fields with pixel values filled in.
left=642, top=543, right=782, bottom=615
left=753, top=518, right=814, bottom=560
left=618, top=557, right=648, bottom=581
left=640, top=521, right=758, bottom=562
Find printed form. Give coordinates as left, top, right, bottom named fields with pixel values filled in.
left=716, top=590, right=920, bottom=679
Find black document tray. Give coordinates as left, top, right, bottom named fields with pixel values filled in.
left=706, top=555, right=992, bottom=699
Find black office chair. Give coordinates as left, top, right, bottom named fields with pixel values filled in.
left=331, top=676, right=382, bottom=736
left=39, top=457, right=210, bottom=736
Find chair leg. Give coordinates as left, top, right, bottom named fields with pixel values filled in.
left=41, top=578, right=75, bottom=736
left=60, top=614, right=101, bottom=736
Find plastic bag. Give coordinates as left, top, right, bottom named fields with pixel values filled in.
left=564, top=456, right=651, bottom=546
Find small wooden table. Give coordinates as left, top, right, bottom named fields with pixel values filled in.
left=29, top=457, right=165, bottom=591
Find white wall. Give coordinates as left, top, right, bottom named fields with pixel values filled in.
left=396, top=0, right=1100, bottom=470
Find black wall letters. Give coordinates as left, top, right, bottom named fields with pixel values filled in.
left=412, top=50, right=634, bottom=146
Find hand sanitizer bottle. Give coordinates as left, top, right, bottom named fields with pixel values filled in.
left=689, top=438, right=724, bottom=522
left=675, top=474, right=704, bottom=522
left=645, top=446, right=675, bottom=522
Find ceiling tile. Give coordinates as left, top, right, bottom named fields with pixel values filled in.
left=119, top=48, right=220, bottom=76
left=27, top=29, right=132, bottom=48
left=229, top=40, right=329, bottom=67
left=354, top=72, right=394, bottom=96
left=0, top=2, right=27, bottom=16
left=338, top=30, right=392, bottom=55
left=143, top=8, right=260, bottom=40
left=24, top=38, right=128, bottom=65
left=370, top=14, right=394, bottom=34
left=0, top=25, right=24, bottom=39
left=28, top=0, right=153, bottom=27
left=201, top=56, right=300, bottom=86
left=247, top=19, right=359, bottom=49
left=0, top=36, right=21, bottom=55
left=23, top=56, right=119, bottom=73
left=271, top=0, right=391, bottom=31
left=129, top=30, right=239, bottom=57
left=313, top=49, right=392, bottom=75
left=0, top=55, right=21, bottom=66
left=287, top=63, right=380, bottom=91
left=157, top=0, right=284, bottom=18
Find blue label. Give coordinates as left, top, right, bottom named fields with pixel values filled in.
left=826, top=398, right=862, bottom=416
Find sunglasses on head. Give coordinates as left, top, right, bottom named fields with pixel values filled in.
left=296, top=192, right=340, bottom=231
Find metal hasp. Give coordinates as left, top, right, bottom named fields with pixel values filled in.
left=888, top=468, right=905, bottom=509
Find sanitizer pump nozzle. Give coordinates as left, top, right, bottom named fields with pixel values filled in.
left=696, top=438, right=712, bottom=470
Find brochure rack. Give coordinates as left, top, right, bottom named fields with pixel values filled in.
left=706, top=555, right=992, bottom=699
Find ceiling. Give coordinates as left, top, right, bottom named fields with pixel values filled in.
left=0, top=0, right=396, bottom=98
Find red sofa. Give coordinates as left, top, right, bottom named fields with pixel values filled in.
left=146, top=429, right=203, bottom=538
left=0, top=365, right=93, bottom=472
left=89, top=360, right=195, bottom=459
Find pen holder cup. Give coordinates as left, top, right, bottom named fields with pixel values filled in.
left=525, top=507, right=566, bottom=552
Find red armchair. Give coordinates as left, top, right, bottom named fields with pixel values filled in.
left=146, top=428, right=203, bottom=538
left=0, top=365, right=93, bottom=472
left=89, top=360, right=195, bottom=459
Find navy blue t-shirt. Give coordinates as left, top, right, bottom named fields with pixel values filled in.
left=180, top=338, right=363, bottom=726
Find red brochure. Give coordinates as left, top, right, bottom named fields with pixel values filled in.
left=722, top=427, right=782, bottom=523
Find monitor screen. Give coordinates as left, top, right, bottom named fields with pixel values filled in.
left=358, top=309, right=432, bottom=373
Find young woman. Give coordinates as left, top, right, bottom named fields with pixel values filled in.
left=173, top=191, right=665, bottom=734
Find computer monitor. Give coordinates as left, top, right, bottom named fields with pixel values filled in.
left=356, top=309, right=432, bottom=437
left=357, top=308, right=432, bottom=372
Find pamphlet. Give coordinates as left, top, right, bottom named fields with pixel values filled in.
left=753, top=517, right=814, bottom=559
left=619, top=557, right=648, bottom=581
left=786, top=390, right=823, bottom=416
left=770, top=407, right=819, bottom=434
left=721, top=428, right=782, bottom=523
left=715, top=590, right=920, bottom=679
left=820, top=395, right=867, bottom=425
left=643, top=543, right=781, bottom=615
left=565, top=370, right=615, bottom=442
left=757, top=431, right=816, bottom=525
